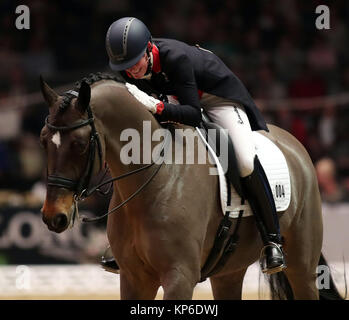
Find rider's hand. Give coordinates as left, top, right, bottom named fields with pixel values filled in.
left=125, top=83, right=164, bottom=114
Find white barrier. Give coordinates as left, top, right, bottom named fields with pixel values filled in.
left=322, top=203, right=349, bottom=262
left=0, top=261, right=347, bottom=300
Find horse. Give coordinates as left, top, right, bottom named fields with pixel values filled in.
left=39, top=73, right=342, bottom=300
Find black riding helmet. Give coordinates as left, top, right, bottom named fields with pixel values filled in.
left=106, top=17, right=152, bottom=71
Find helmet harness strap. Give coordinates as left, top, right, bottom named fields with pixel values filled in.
left=144, top=40, right=154, bottom=76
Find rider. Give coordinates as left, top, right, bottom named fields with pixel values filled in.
left=102, top=17, right=286, bottom=274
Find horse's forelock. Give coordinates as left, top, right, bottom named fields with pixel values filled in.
left=46, top=95, right=75, bottom=127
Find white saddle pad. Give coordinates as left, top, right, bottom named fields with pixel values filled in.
left=196, top=128, right=291, bottom=218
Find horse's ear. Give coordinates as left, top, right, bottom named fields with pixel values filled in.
left=40, top=75, right=58, bottom=107
left=76, top=81, right=91, bottom=113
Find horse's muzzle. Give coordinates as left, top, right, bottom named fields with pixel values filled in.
left=42, top=212, right=69, bottom=233
left=41, top=190, right=74, bottom=233
left=52, top=213, right=69, bottom=230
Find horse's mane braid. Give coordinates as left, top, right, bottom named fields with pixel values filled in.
left=59, top=72, right=125, bottom=111
left=73, top=72, right=125, bottom=90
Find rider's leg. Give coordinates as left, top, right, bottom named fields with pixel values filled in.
left=241, top=155, right=286, bottom=273
left=206, top=103, right=286, bottom=274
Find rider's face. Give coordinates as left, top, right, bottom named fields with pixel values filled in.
left=126, top=52, right=148, bottom=79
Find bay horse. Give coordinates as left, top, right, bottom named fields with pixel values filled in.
left=39, top=73, right=342, bottom=300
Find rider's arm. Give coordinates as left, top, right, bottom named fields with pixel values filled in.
left=155, top=53, right=202, bottom=127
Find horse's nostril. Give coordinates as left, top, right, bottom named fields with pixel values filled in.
left=52, top=213, right=68, bottom=230
left=42, top=215, right=48, bottom=225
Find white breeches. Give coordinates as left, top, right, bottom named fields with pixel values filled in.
left=202, top=95, right=256, bottom=177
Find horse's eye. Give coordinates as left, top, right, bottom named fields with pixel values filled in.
left=72, top=140, right=88, bottom=152
left=39, top=138, right=47, bottom=149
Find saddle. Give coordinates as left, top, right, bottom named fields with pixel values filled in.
left=198, top=111, right=291, bottom=218
left=199, top=111, right=244, bottom=199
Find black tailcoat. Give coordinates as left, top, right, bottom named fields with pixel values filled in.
left=121, top=38, right=268, bottom=131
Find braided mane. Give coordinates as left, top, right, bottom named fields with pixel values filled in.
left=59, top=72, right=125, bottom=111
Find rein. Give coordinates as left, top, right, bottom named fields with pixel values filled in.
left=81, top=129, right=170, bottom=223
left=45, top=90, right=170, bottom=224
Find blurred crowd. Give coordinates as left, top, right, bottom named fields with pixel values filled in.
left=0, top=0, right=348, bottom=205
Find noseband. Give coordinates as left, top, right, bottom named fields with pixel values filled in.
left=45, top=90, right=103, bottom=199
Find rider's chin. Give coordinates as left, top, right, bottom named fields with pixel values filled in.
left=131, top=70, right=144, bottom=79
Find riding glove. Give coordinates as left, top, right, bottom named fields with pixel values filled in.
left=125, top=83, right=164, bottom=114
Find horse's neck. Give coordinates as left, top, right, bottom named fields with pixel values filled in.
left=91, top=81, right=162, bottom=182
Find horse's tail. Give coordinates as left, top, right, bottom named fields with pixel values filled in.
left=266, top=272, right=294, bottom=300
left=265, top=253, right=346, bottom=300
left=318, top=253, right=346, bottom=300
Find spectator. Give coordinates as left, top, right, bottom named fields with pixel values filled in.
left=0, top=0, right=348, bottom=205
left=273, top=36, right=303, bottom=83
left=318, top=104, right=336, bottom=152
left=288, top=63, right=327, bottom=99
left=315, top=157, right=349, bottom=203
left=307, top=35, right=337, bottom=74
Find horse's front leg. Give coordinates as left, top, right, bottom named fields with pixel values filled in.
left=161, top=266, right=198, bottom=300
left=147, top=219, right=205, bottom=299
left=120, top=269, right=159, bottom=300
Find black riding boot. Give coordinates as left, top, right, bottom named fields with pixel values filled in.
left=101, top=246, right=120, bottom=274
left=241, top=156, right=286, bottom=274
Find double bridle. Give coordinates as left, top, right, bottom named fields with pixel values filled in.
left=45, top=90, right=169, bottom=223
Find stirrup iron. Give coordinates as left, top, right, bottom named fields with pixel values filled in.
left=259, top=242, right=286, bottom=275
